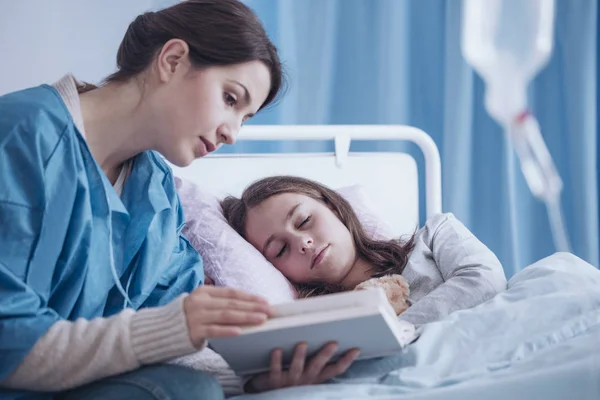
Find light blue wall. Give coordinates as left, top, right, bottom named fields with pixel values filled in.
left=0, top=0, right=162, bottom=95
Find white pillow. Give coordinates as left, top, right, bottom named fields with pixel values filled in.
left=336, top=185, right=395, bottom=241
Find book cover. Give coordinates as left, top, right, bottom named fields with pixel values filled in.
left=209, top=288, right=418, bottom=375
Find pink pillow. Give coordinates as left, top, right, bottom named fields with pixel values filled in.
left=176, top=176, right=297, bottom=304
left=176, top=177, right=394, bottom=304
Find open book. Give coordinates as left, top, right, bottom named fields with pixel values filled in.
left=208, top=288, right=418, bottom=376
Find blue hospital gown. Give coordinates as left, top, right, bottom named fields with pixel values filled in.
left=0, top=84, right=204, bottom=399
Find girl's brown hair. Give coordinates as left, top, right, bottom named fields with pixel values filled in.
left=222, top=176, right=415, bottom=297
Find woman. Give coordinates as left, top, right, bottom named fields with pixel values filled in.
left=222, top=175, right=508, bottom=390
left=0, top=1, right=343, bottom=399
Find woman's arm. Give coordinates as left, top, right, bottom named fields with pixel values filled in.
left=2, top=282, right=272, bottom=392
left=0, top=192, right=196, bottom=391
left=1, top=295, right=196, bottom=391
left=400, top=213, right=507, bottom=326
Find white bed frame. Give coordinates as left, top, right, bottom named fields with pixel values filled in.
left=170, top=125, right=442, bottom=236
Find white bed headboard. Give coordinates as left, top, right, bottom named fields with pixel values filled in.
left=170, top=125, right=442, bottom=236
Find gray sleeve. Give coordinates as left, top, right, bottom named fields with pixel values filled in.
left=400, top=213, right=507, bottom=326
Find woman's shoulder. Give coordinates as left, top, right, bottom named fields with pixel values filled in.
left=0, top=84, right=73, bottom=149
left=0, top=84, right=69, bottom=124
left=0, top=85, right=79, bottom=206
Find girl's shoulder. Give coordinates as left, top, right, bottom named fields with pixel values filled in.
left=419, top=212, right=458, bottom=234
left=414, top=212, right=474, bottom=246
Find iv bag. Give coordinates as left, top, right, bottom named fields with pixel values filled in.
left=461, top=0, right=570, bottom=253
left=462, top=0, right=555, bottom=124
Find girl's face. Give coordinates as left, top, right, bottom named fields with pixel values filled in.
left=149, top=40, right=271, bottom=167
left=244, top=192, right=359, bottom=286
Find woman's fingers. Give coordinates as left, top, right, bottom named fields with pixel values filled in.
left=201, top=309, right=268, bottom=326
left=201, top=285, right=270, bottom=304
left=288, top=342, right=308, bottom=386
left=192, top=286, right=274, bottom=316
left=203, top=324, right=242, bottom=338
left=318, top=348, right=360, bottom=382
left=203, top=296, right=273, bottom=314
left=188, top=308, right=269, bottom=338
left=183, top=286, right=273, bottom=345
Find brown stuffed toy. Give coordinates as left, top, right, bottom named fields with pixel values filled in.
left=354, top=274, right=410, bottom=315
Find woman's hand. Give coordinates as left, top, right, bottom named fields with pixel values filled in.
left=246, top=342, right=360, bottom=393
left=204, top=274, right=215, bottom=285
left=183, top=285, right=273, bottom=348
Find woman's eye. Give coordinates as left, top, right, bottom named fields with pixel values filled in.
left=298, top=216, right=311, bottom=228
left=276, top=244, right=287, bottom=258
left=224, top=93, right=237, bottom=106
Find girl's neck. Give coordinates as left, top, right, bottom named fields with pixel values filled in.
left=339, top=257, right=374, bottom=289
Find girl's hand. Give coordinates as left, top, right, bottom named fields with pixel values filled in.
left=183, top=285, right=273, bottom=348
left=246, top=342, right=360, bottom=393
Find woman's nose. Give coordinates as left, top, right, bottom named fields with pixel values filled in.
left=217, top=123, right=237, bottom=146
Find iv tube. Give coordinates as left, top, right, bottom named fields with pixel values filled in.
left=508, top=111, right=571, bottom=252
left=462, top=0, right=571, bottom=253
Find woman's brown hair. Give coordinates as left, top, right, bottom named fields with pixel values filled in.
left=77, top=0, right=285, bottom=111
left=222, top=176, right=416, bottom=297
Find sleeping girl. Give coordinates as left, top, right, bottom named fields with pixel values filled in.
left=221, top=175, right=507, bottom=327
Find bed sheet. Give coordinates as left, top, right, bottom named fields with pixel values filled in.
left=230, top=252, right=600, bottom=400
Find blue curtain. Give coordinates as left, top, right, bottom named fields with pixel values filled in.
left=227, top=0, right=598, bottom=277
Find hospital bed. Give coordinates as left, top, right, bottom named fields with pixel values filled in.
left=172, top=124, right=442, bottom=235
left=171, top=125, right=600, bottom=400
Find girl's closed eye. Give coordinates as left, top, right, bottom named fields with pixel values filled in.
left=298, top=215, right=311, bottom=228
left=276, top=243, right=287, bottom=258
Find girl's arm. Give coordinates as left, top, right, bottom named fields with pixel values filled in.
left=400, top=213, right=507, bottom=326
